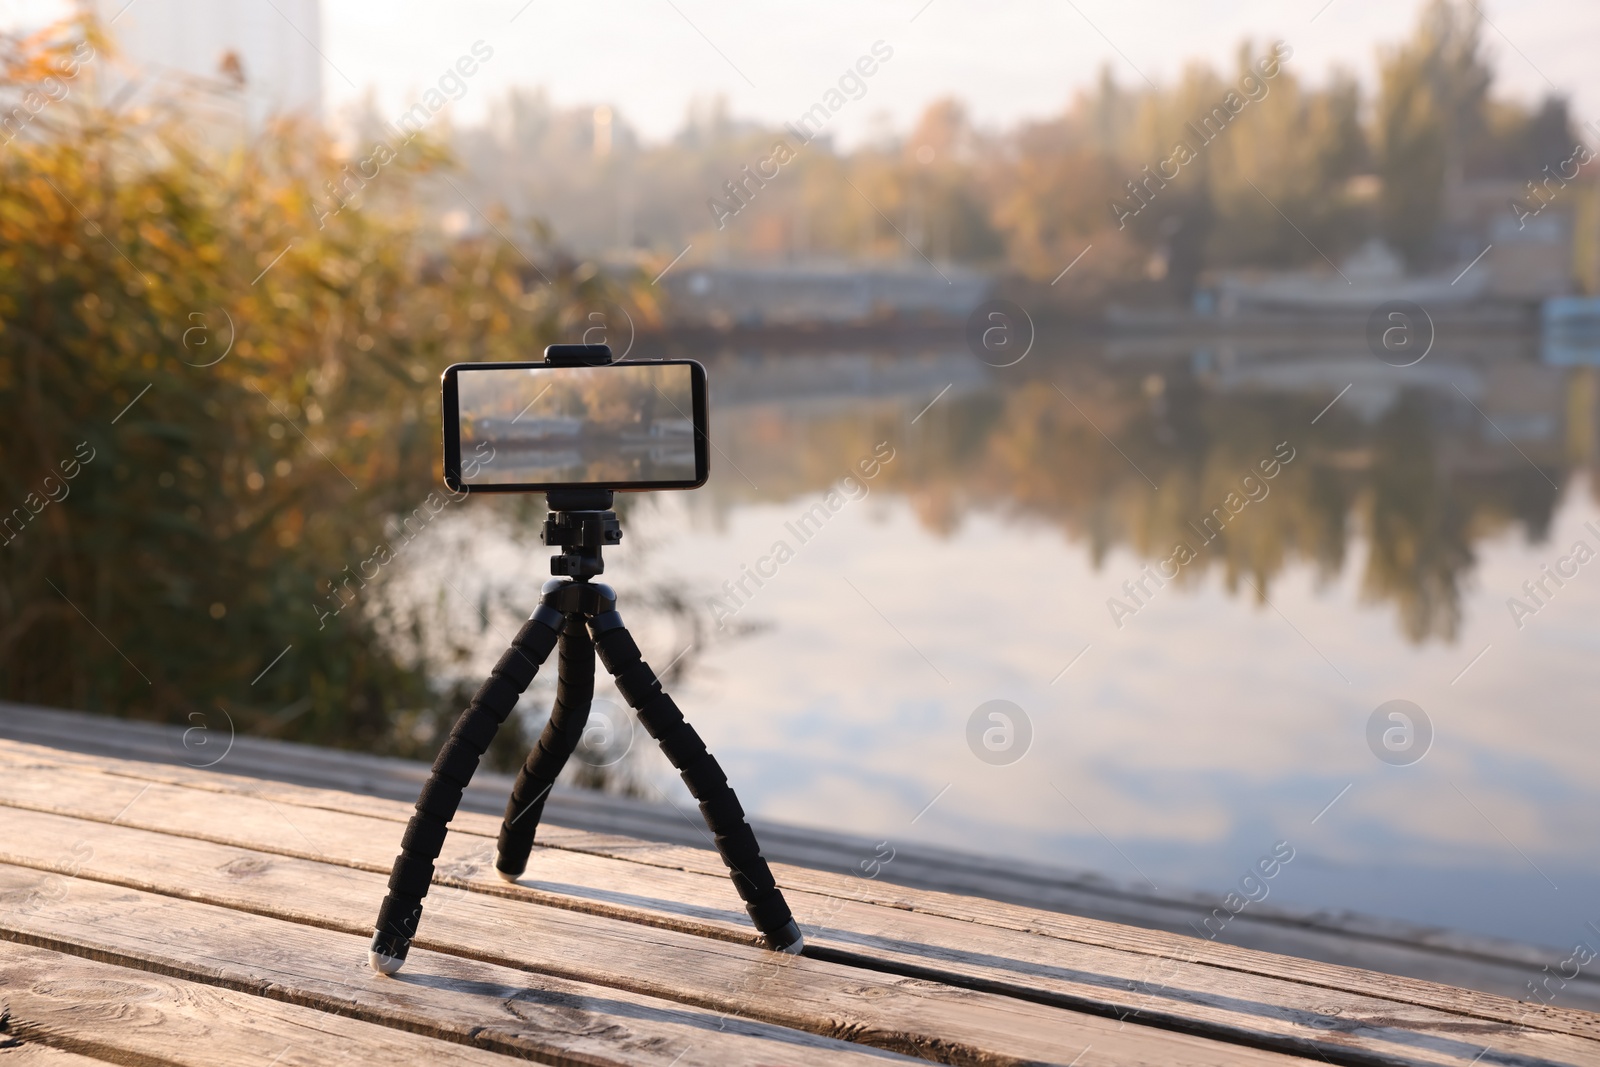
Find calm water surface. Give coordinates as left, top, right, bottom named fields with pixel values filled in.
left=407, top=334, right=1600, bottom=952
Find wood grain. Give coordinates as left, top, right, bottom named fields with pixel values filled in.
left=0, top=876, right=919, bottom=1066
left=0, top=732, right=1584, bottom=1022
left=0, top=810, right=1308, bottom=1067
left=0, top=1043, right=116, bottom=1066
left=0, top=747, right=1595, bottom=1063
left=0, top=707, right=1572, bottom=1009
left=0, top=940, right=555, bottom=1067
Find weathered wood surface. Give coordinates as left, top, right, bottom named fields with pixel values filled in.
left=0, top=730, right=1598, bottom=1065
left=0, top=878, right=912, bottom=1066
left=4, top=746, right=1600, bottom=1057
left=0, top=941, right=605, bottom=1067
left=0, top=801, right=1301, bottom=1066
left=0, top=700, right=1578, bottom=1009
left=0, top=1043, right=114, bottom=1066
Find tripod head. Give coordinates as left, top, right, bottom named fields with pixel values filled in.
left=543, top=488, right=620, bottom=579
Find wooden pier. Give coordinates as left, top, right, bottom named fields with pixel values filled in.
left=1, top=708, right=1597, bottom=1065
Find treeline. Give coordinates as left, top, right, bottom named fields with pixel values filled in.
left=439, top=0, right=1590, bottom=300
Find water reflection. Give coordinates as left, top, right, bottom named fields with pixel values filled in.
left=693, top=338, right=1581, bottom=645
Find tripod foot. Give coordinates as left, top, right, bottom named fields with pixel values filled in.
left=368, top=947, right=406, bottom=976
left=495, top=867, right=522, bottom=884
left=768, top=920, right=805, bottom=954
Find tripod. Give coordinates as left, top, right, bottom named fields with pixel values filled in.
left=369, top=487, right=803, bottom=974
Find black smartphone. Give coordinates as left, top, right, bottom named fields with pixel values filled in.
left=441, top=359, right=709, bottom=494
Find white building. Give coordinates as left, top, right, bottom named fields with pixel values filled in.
left=82, top=0, right=323, bottom=125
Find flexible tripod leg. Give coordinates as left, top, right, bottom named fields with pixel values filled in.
left=495, top=616, right=594, bottom=880
left=368, top=601, right=564, bottom=974
left=589, top=604, right=804, bottom=953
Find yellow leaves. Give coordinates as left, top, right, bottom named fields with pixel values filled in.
left=26, top=176, right=69, bottom=227
left=317, top=256, right=360, bottom=286
left=0, top=22, right=657, bottom=722
left=0, top=16, right=96, bottom=85
left=136, top=220, right=182, bottom=258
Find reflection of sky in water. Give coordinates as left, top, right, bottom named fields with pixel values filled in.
left=407, top=346, right=1600, bottom=951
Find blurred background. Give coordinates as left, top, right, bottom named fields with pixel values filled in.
left=4, top=0, right=1600, bottom=976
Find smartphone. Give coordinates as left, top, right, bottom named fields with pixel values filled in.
left=442, top=360, right=710, bottom=493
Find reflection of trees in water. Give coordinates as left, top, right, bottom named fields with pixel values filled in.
left=925, top=378, right=1354, bottom=604
left=460, top=366, right=686, bottom=435
left=1362, top=394, right=1474, bottom=642
left=712, top=363, right=1572, bottom=644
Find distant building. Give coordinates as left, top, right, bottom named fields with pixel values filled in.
left=1447, top=179, right=1575, bottom=300
left=662, top=263, right=990, bottom=328
left=81, top=0, right=323, bottom=126
left=1212, top=238, right=1488, bottom=315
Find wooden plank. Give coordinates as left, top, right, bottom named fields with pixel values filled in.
left=0, top=809, right=1309, bottom=1067
left=0, top=941, right=560, bottom=1067
left=0, top=1044, right=116, bottom=1066
left=0, top=875, right=919, bottom=1066
left=2, top=745, right=1597, bottom=1058
left=0, top=706, right=1569, bottom=1004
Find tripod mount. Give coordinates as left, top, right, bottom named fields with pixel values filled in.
left=369, top=350, right=802, bottom=974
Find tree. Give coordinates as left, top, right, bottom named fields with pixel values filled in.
left=0, top=16, right=642, bottom=764
left=1375, top=0, right=1492, bottom=267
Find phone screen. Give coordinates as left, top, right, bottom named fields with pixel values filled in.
left=443, top=361, right=708, bottom=492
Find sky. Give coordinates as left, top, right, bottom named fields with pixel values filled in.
left=8, top=0, right=1600, bottom=146
left=318, top=0, right=1600, bottom=144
